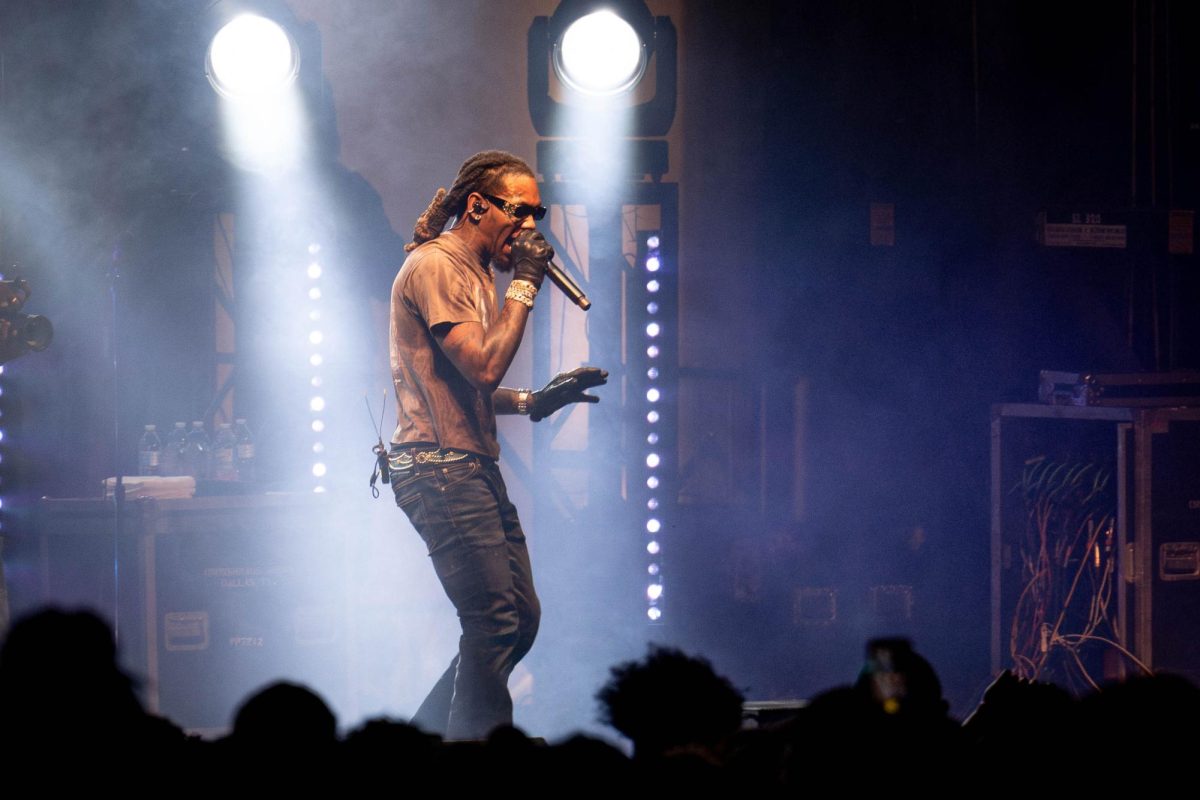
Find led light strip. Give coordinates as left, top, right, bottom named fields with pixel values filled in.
left=306, top=243, right=326, bottom=492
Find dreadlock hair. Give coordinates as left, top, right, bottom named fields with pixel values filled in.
left=406, top=150, right=535, bottom=252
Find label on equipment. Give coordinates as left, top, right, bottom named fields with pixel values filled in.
left=1039, top=211, right=1127, bottom=249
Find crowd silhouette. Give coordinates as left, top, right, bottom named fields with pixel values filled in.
left=2, top=606, right=1195, bottom=789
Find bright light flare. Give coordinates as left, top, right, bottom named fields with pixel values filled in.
left=207, top=15, right=299, bottom=99
left=554, top=10, right=646, bottom=96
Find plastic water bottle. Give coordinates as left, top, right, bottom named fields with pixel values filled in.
left=183, top=421, right=211, bottom=480
left=213, top=422, right=237, bottom=481
left=137, top=425, right=162, bottom=476
left=162, top=421, right=188, bottom=475
left=234, top=418, right=255, bottom=483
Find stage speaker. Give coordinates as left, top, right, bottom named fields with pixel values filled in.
left=36, top=495, right=347, bottom=733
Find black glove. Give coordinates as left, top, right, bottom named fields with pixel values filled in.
left=529, top=367, right=608, bottom=422
left=510, top=230, right=554, bottom=291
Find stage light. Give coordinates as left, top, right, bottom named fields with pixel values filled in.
left=647, top=541, right=660, bottom=554
left=307, top=244, right=325, bottom=489
left=530, top=1, right=674, bottom=140
left=553, top=10, right=647, bottom=97
left=206, top=14, right=299, bottom=99
left=647, top=607, right=661, bottom=621
left=637, top=230, right=672, bottom=625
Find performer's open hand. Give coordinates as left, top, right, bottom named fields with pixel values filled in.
left=530, top=366, right=608, bottom=422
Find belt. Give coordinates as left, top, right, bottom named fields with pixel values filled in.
left=388, top=446, right=474, bottom=469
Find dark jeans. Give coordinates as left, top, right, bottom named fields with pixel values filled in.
left=391, top=451, right=540, bottom=740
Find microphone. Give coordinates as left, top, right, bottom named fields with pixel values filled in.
left=513, top=230, right=591, bottom=310
left=546, top=259, right=591, bottom=311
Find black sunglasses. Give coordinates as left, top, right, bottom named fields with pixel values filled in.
left=481, top=193, right=547, bottom=222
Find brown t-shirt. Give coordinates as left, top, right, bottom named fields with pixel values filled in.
left=389, top=233, right=501, bottom=459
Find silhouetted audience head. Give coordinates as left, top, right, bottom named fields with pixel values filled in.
left=0, top=608, right=141, bottom=733
left=343, top=716, right=439, bottom=756
left=853, top=637, right=949, bottom=720
left=1078, top=672, right=1200, bottom=755
left=230, top=680, right=337, bottom=750
left=547, top=732, right=633, bottom=782
left=961, top=669, right=1075, bottom=750
left=597, top=645, right=745, bottom=760
left=341, top=717, right=441, bottom=790
left=0, top=606, right=189, bottom=767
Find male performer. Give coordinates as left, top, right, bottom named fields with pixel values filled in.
left=389, top=150, right=606, bottom=739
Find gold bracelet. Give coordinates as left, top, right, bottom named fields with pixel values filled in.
left=505, top=279, right=538, bottom=309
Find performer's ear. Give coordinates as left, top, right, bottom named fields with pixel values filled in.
left=469, top=195, right=487, bottom=222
